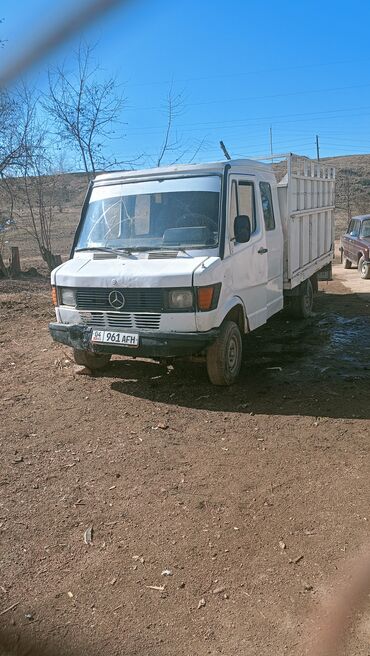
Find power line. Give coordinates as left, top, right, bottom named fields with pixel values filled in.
left=126, top=105, right=370, bottom=133
left=128, top=82, right=370, bottom=112
left=123, top=57, right=370, bottom=88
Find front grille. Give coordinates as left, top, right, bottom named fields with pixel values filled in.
left=135, top=314, right=161, bottom=330
left=80, top=311, right=161, bottom=331
left=76, top=287, right=163, bottom=312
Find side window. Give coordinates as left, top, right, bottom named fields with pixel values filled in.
left=350, top=220, right=359, bottom=237
left=259, top=181, right=275, bottom=231
left=347, top=220, right=354, bottom=235
left=238, top=181, right=256, bottom=232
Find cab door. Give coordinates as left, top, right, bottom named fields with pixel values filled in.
left=228, top=176, right=268, bottom=331
left=258, top=179, right=284, bottom=317
left=348, top=219, right=360, bottom=262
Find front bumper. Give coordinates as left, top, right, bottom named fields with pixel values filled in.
left=49, top=322, right=219, bottom=358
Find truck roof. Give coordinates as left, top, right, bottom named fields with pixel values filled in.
left=94, top=158, right=273, bottom=184
left=351, top=214, right=370, bottom=221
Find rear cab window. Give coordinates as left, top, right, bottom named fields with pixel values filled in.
left=361, top=219, right=370, bottom=238
left=259, top=181, right=275, bottom=231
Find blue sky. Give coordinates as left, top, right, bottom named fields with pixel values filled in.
left=2, top=0, right=370, bottom=168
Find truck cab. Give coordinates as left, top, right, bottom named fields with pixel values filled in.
left=49, top=157, right=335, bottom=385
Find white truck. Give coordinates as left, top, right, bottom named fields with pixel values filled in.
left=49, top=154, right=335, bottom=385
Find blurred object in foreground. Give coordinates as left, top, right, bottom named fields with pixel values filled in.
left=0, top=0, right=125, bottom=88
left=305, top=543, right=370, bottom=656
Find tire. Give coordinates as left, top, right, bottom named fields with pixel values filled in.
left=289, top=279, right=314, bottom=319
left=358, top=256, right=370, bottom=279
left=73, top=349, right=111, bottom=370
left=206, top=320, right=242, bottom=386
left=343, top=258, right=352, bottom=269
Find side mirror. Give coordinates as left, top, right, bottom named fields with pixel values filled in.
left=234, top=215, right=251, bottom=244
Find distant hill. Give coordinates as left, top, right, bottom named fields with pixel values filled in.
left=1, top=155, right=370, bottom=270
left=322, top=154, right=370, bottom=233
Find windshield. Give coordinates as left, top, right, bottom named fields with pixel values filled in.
left=76, top=176, right=221, bottom=251
left=362, top=219, right=370, bottom=238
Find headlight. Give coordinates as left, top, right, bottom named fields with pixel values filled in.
left=60, top=287, right=76, bottom=307
left=167, top=289, right=193, bottom=309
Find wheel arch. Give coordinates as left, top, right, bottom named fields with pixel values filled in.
left=219, top=298, right=249, bottom=334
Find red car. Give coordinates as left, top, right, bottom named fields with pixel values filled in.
left=341, top=214, right=370, bottom=279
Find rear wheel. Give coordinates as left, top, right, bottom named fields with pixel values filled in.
left=358, top=256, right=370, bottom=279
left=206, top=320, right=242, bottom=386
left=73, top=349, right=111, bottom=370
left=289, top=279, right=314, bottom=319
left=343, top=257, right=352, bottom=269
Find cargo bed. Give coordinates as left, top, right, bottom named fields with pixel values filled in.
left=277, top=154, right=336, bottom=289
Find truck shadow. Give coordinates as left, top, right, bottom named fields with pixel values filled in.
left=104, top=292, right=370, bottom=420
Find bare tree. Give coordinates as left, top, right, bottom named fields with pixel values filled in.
left=344, top=171, right=354, bottom=221
left=45, top=41, right=125, bottom=180
left=0, top=17, right=6, bottom=48
left=0, top=89, right=32, bottom=176
left=155, top=85, right=206, bottom=168
left=156, top=86, right=185, bottom=167
left=9, top=86, right=61, bottom=271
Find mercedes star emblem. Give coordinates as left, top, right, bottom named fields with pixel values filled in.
left=108, top=290, right=125, bottom=310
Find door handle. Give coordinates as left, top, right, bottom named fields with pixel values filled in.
left=258, top=247, right=268, bottom=254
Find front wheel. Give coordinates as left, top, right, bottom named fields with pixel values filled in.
left=343, top=257, right=352, bottom=269
left=206, top=320, right=242, bottom=386
left=358, top=256, right=370, bottom=279
left=73, top=349, right=111, bottom=370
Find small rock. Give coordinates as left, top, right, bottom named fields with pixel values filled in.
left=290, top=555, right=304, bottom=565
left=197, top=598, right=206, bottom=609
left=279, top=540, right=286, bottom=550
left=24, top=613, right=33, bottom=621
left=303, top=583, right=313, bottom=592
left=132, top=555, right=145, bottom=564
left=212, top=586, right=225, bottom=595
left=73, top=365, right=92, bottom=376
left=67, top=591, right=74, bottom=598
left=83, top=527, right=93, bottom=545
left=110, top=577, right=117, bottom=586
left=161, top=569, right=173, bottom=577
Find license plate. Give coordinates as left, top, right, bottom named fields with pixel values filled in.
left=91, top=330, right=139, bottom=347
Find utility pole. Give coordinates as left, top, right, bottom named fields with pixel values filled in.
left=270, top=126, right=273, bottom=162
left=316, top=134, right=320, bottom=162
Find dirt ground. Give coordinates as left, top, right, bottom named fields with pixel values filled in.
left=0, top=264, right=369, bottom=656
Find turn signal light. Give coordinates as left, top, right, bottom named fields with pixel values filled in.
left=197, top=284, right=221, bottom=311
left=51, top=286, right=58, bottom=306
left=197, top=286, right=214, bottom=310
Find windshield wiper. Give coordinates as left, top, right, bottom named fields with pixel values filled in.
left=75, top=246, right=134, bottom=256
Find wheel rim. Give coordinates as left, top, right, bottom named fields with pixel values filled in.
left=227, top=334, right=239, bottom=373
left=361, top=262, right=367, bottom=275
